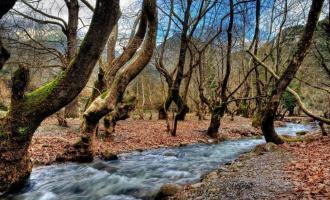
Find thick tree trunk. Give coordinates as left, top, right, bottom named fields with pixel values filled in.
left=261, top=0, right=324, bottom=144
left=104, top=100, right=135, bottom=136
left=207, top=104, right=226, bottom=138
left=0, top=134, right=33, bottom=194
left=0, top=65, right=37, bottom=194
left=67, top=0, right=157, bottom=161
left=0, top=0, right=120, bottom=193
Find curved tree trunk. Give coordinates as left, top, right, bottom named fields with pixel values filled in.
left=207, top=0, right=234, bottom=138
left=104, top=98, right=136, bottom=136
left=0, top=0, right=120, bottom=193
left=71, top=0, right=157, bottom=161
left=260, top=0, right=324, bottom=144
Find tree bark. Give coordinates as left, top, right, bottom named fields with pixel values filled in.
left=159, top=0, right=192, bottom=121
left=104, top=97, right=136, bottom=136
left=207, top=0, right=234, bottom=137
left=0, top=0, right=120, bottom=193
left=260, top=0, right=324, bottom=144
left=251, top=0, right=263, bottom=128
left=69, top=0, right=157, bottom=162
left=63, top=0, right=80, bottom=119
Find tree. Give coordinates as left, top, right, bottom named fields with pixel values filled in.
left=15, top=0, right=81, bottom=123
left=0, top=0, right=120, bottom=193
left=61, top=0, right=158, bottom=161
left=157, top=0, right=216, bottom=121
left=84, top=4, right=148, bottom=136
left=206, top=0, right=234, bottom=137
left=259, top=0, right=325, bottom=144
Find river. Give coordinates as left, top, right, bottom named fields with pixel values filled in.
left=3, top=122, right=315, bottom=200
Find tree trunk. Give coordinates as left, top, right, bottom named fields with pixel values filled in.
left=159, top=89, right=189, bottom=120
left=252, top=0, right=263, bottom=127
left=63, top=0, right=80, bottom=119
left=160, top=0, right=192, bottom=121
left=206, top=0, right=234, bottom=137
left=103, top=97, right=136, bottom=136
left=0, top=0, right=120, bottom=193
left=207, top=104, right=226, bottom=137
left=0, top=134, right=33, bottom=193
left=56, top=111, right=68, bottom=127
left=64, top=97, right=79, bottom=118
left=68, top=0, right=157, bottom=161
left=261, top=0, right=324, bottom=144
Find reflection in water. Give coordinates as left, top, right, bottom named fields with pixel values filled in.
left=4, top=123, right=314, bottom=200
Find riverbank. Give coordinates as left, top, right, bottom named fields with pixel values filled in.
left=29, top=116, right=261, bottom=165
left=168, top=132, right=330, bottom=200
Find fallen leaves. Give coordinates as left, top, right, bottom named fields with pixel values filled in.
left=283, top=135, right=330, bottom=199
left=29, top=116, right=260, bottom=165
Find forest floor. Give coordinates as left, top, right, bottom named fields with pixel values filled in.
left=169, top=132, right=330, bottom=200
left=29, top=115, right=261, bottom=165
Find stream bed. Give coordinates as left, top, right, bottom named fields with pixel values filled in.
left=4, top=123, right=315, bottom=200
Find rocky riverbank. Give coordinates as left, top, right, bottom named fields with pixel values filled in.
left=166, top=132, right=330, bottom=200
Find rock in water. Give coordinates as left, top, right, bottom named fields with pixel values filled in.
left=101, top=152, right=119, bottom=161
left=155, top=183, right=182, bottom=200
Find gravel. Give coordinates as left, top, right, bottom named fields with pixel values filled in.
left=170, top=146, right=295, bottom=200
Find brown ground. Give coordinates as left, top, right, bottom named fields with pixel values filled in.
left=283, top=135, right=330, bottom=199
left=169, top=133, right=330, bottom=200
left=29, top=115, right=261, bottom=165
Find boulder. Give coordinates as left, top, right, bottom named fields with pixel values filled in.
left=100, top=152, right=119, bottom=161
left=253, top=142, right=279, bottom=154
left=155, top=183, right=182, bottom=200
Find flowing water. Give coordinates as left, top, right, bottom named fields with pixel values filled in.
left=4, top=123, right=315, bottom=200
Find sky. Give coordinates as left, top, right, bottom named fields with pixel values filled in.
left=121, top=0, right=135, bottom=8
left=6, top=0, right=329, bottom=51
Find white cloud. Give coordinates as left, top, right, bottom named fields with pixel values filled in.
left=120, top=0, right=135, bottom=8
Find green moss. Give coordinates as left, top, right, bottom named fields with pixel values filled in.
left=280, top=135, right=304, bottom=142
left=24, top=72, right=65, bottom=110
